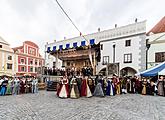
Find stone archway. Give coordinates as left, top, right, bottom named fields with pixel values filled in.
left=120, top=67, right=137, bottom=77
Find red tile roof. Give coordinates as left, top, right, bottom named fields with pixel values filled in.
left=12, top=46, right=23, bottom=52
left=147, top=16, right=165, bottom=35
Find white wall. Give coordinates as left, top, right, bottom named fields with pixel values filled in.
left=97, top=35, right=142, bottom=74
left=148, top=32, right=165, bottom=64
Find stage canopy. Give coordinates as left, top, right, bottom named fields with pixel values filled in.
left=138, top=61, right=165, bottom=77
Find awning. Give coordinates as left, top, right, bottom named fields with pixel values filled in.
left=139, top=61, right=165, bottom=77
left=158, top=68, right=165, bottom=75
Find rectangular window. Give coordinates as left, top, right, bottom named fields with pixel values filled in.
left=8, top=55, right=12, bottom=60
left=35, top=60, right=38, bottom=65
left=7, top=63, right=12, bottom=69
left=21, top=59, right=25, bottom=63
left=100, top=44, right=103, bottom=50
left=30, top=67, right=33, bottom=72
left=35, top=67, right=38, bottom=72
left=124, top=54, right=132, bottom=63
left=125, top=40, right=131, bottom=47
left=0, top=45, right=2, bottom=48
left=21, top=67, right=25, bottom=72
left=30, top=60, right=33, bottom=65
left=102, top=56, right=109, bottom=65
left=155, top=52, right=165, bottom=62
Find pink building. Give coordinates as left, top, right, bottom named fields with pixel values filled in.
left=13, top=41, right=44, bottom=77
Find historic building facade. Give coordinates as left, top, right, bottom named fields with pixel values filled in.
left=98, top=21, right=146, bottom=76
left=0, top=36, right=16, bottom=76
left=46, top=21, right=146, bottom=76
left=147, top=16, right=165, bottom=68
left=13, top=41, right=44, bottom=77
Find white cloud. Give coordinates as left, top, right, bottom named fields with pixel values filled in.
left=0, top=0, right=165, bottom=56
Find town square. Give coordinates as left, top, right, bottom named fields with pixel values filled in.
left=0, top=0, right=165, bottom=120
left=0, top=91, right=165, bottom=120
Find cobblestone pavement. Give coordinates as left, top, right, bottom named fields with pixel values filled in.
left=0, top=91, right=165, bottom=120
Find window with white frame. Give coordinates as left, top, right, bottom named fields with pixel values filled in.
left=124, top=53, right=132, bottom=63
left=21, top=58, right=25, bottom=64
left=7, top=63, right=12, bottom=69
left=21, top=66, right=26, bottom=71
left=8, top=55, right=12, bottom=60
left=102, top=56, right=109, bottom=65
left=30, top=67, right=33, bottom=72
left=125, top=40, right=131, bottom=47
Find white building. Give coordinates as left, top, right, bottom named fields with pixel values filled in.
left=147, top=16, right=165, bottom=68
left=97, top=21, right=146, bottom=76
left=0, top=36, right=16, bottom=76
left=46, top=20, right=146, bottom=76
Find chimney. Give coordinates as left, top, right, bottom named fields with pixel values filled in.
left=135, top=18, right=138, bottom=23
left=54, top=40, right=56, bottom=42
left=115, top=24, right=117, bottom=28
left=98, top=28, right=100, bottom=32
left=80, top=32, right=82, bottom=36
left=64, top=37, right=66, bottom=39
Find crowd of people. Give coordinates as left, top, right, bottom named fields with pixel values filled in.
left=44, top=67, right=93, bottom=76
left=0, top=77, right=39, bottom=96
left=56, top=75, right=165, bottom=98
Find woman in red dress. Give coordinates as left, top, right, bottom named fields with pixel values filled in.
left=58, top=76, right=69, bottom=98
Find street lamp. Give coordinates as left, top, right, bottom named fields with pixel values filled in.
left=146, top=40, right=151, bottom=70
left=112, top=42, right=116, bottom=63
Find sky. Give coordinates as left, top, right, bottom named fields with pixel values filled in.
left=0, top=0, right=165, bottom=56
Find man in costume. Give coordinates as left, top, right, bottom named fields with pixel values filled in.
left=0, top=77, right=8, bottom=96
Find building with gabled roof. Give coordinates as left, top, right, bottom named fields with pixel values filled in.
left=13, top=41, right=44, bottom=77
left=147, top=16, right=165, bottom=69
left=0, top=36, right=16, bottom=76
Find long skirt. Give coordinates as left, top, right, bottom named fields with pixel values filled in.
left=59, top=84, right=69, bottom=98
left=70, top=84, right=80, bottom=99
left=142, top=85, right=146, bottom=95
left=93, top=83, right=104, bottom=97
left=158, top=82, right=164, bottom=96
left=6, top=85, right=12, bottom=95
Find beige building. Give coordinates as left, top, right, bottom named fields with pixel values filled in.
left=0, top=36, right=16, bottom=76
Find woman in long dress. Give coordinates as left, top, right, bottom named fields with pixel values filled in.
left=70, top=77, right=80, bottom=99
left=81, top=76, right=92, bottom=97
left=58, top=76, right=69, bottom=98
left=157, top=76, right=164, bottom=96
left=93, top=79, right=104, bottom=97
left=142, top=79, right=147, bottom=95
left=106, top=78, right=115, bottom=96
left=6, top=78, right=12, bottom=95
